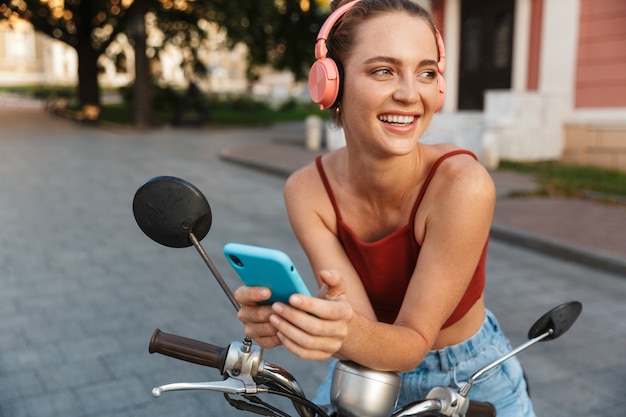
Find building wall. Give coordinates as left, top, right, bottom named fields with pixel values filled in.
left=481, top=0, right=626, bottom=172
left=0, top=19, right=45, bottom=85
left=563, top=118, right=626, bottom=171
left=575, top=0, right=626, bottom=108
left=562, top=0, right=626, bottom=171
left=484, top=0, right=580, bottom=165
left=526, top=0, right=543, bottom=90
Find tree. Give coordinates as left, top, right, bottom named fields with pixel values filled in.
left=0, top=0, right=325, bottom=124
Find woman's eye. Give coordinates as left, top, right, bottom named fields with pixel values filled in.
left=419, top=70, right=437, bottom=79
left=373, top=68, right=392, bottom=76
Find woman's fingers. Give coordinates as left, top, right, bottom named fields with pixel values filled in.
left=268, top=296, right=353, bottom=359
left=234, top=285, right=282, bottom=348
left=270, top=311, right=344, bottom=360
left=318, top=269, right=347, bottom=300
left=233, top=276, right=353, bottom=357
left=234, top=285, right=271, bottom=305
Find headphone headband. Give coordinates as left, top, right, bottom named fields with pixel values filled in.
left=314, top=0, right=361, bottom=59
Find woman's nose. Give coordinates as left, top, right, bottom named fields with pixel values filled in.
left=392, top=75, right=420, bottom=103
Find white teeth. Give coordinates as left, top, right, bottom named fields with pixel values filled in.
left=378, top=114, right=415, bottom=124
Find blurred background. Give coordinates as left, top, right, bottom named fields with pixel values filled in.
left=0, top=0, right=625, bottom=172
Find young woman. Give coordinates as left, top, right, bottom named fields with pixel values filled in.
left=235, top=1, right=535, bottom=415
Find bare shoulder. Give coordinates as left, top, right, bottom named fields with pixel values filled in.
left=284, top=159, right=322, bottom=202
left=427, top=145, right=495, bottom=202
left=283, top=153, right=335, bottom=216
left=284, top=150, right=344, bottom=199
left=415, top=145, right=495, bottom=247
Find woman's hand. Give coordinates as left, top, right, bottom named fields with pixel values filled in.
left=269, top=270, right=355, bottom=361
left=234, top=286, right=282, bottom=349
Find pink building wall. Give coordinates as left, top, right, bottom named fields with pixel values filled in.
left=575, top=0, right=626, bottom=108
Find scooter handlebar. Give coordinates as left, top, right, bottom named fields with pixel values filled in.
left=467, top=400, right=496, bottom=417
left=149, top=329, right=228, bottom=372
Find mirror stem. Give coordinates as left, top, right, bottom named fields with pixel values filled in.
left=189, top=232, right=241, bottom=312
left=458, top=329, right=553, bottom=397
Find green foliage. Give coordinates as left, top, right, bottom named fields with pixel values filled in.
left=218, top=96, right=272, bottom=112
left=500, top=160, right=626, bottom=200
left=279, top=97, right=301, bottom=112
left=119, top=82, right=181, bottom=112
left=101, top=91, right=326, bottom=125
left=0, top=85, right=76, bottom=100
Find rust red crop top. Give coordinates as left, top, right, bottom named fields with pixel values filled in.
left=315, top=150, right=487, bottom=329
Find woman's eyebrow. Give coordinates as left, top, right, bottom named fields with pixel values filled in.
left=362, top=56, right=438, bottom=67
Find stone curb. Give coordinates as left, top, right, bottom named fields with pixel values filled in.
left=490, top=224, right=626, bottom=276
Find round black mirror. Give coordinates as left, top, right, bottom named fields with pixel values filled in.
left=133, top=176, right=212, bottom=248
left=528, top=301, right=582, bottom=341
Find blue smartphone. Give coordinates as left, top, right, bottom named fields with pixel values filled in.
left=223, top=243, right=311, bottom=305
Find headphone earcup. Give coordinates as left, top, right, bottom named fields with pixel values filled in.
left=435, top=72, right=446, bottom=112
left=308, top=57, right=341, bottom=110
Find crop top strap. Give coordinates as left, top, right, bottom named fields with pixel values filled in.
left=315, top=156, right=342, bottom=221
left=316, top=151, right=478, bottom=225
left=408, top=150, right=478, bottom=225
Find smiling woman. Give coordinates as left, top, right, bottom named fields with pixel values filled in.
left=234, top=1, right=537, bottom=417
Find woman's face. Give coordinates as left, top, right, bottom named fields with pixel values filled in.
left=340, top=12, right=440, bottom=156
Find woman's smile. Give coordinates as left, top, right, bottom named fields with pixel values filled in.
left=377, top=114, right=416, bottom=126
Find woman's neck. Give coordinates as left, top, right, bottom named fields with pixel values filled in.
left=344, top=146, right=427, bottom=204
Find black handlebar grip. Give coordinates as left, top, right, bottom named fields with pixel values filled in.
left=466, top=400, right=496, bottom=417
left=149, top=329, right=228, bottom=372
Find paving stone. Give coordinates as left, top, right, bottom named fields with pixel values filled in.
left=0, top=107, right=624, bottom=417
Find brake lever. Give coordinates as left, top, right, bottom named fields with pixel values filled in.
left=152, top=373, right=265, bottom=397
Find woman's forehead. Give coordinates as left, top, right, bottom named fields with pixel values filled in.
left=349, top=12, right=437, bottom=60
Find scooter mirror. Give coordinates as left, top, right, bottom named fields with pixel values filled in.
left=458, top=300, right=583, bottom=398
left=133, top=176, right=212, bottom=248
left=528, top=301, right=582, bottom=341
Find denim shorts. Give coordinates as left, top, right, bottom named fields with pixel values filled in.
left=313, top=309, right=536, bottom=417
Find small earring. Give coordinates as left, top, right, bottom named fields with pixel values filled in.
left=335, top=106, right=341, bottom=114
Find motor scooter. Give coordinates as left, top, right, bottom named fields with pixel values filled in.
left=133, top=176, right=582, bottom=417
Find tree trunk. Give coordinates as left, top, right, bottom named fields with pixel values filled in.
left=73, top=0, right=100, bottom=121
left=76, top=33, right=100, bottom=109
left=129, top=0, right=152, bottom=127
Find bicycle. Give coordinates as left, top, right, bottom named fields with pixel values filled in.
left=133, top=176, right=582, bottom=417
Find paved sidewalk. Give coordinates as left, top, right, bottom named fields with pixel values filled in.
left=0, top=105, right=624, bottom=417
left=219, top=126, right=626, bottom=277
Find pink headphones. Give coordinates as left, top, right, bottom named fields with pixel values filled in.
left=308, top=0, right=446, bottom=112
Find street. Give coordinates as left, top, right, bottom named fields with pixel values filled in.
left=0, top=108, right=624, bottom=417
